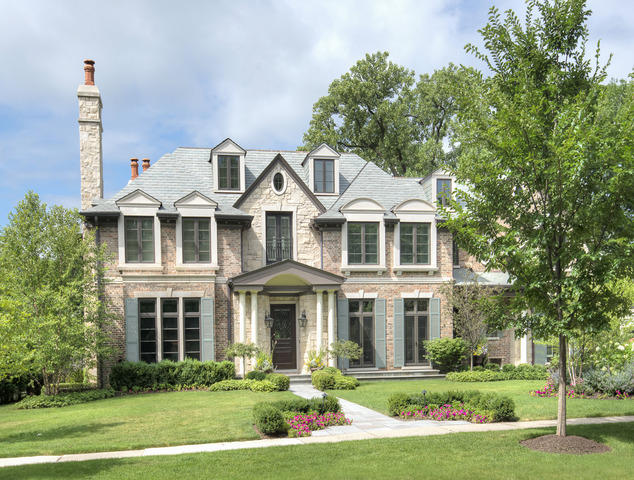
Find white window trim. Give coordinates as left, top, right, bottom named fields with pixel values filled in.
left=262, top=205, right=298, bottom=264
left=400, top=291, right=434, bottom=299
left=175, top=206, right=219, bottom=271
left=346, top=290, right=379, bottom=299
left=212, top=139, right=246, bottom=193
left=309, top=158, right=339, bottom=196
left=117, top=205, right=162, bottom=270
left=433, top=176, right=454, bottom=209
left=270, top=168, right=288, bottom=196
left=341, top=213, right=387, bottom=275
left=393, top=213, right=438, bottom=275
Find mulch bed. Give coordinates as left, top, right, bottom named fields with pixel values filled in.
left=521, top=434, right=611, bottom=455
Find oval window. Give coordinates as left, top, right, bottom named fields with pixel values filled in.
left=273, top=172, right=285, bottom=193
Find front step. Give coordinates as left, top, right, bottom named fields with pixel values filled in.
left=288, top=369, right=445, bottom=384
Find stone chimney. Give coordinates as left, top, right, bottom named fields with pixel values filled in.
left=78, top=59, right=103, bottom=211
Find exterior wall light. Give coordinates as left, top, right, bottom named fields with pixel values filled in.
left=299, top=310, right=307, bottom=328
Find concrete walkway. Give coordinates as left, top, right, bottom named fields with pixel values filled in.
left=2, top=384, right=633, bottom=468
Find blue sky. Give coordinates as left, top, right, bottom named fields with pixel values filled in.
left=0, top=0, right=631, bottom=227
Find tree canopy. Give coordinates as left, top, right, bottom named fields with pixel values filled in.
left=0, top=192, right=114, bottom=395
left=445, top=0, right=634, bottom=436
left=303, top=52, right=474, bottom=176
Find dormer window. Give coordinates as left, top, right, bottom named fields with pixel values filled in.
left=314, top=159, right=334, bottom=193
left=302, top=143, right=340, bottom=195
left=211, top=138, right=246, bottom=193
left=174, top=191, right=218, bottom=270
left=218, top=155, right=240, bottom=190
left=436, top=179, right=452, bottom=206
left=393, top=199, right=438, bottom=275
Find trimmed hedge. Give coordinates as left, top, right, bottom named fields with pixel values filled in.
left=266, top=373, right=290, bottom=391
left=16, top=388, right=116, bottom=409
left=109, top=359, right=235, bottom=391
left=208, top=375, right=290, bottom=393
left=446, top=364, right=548, bottom=382
left=245, top=371, right=267, bottom=381
left=387, top=390, right=515, bottom=422
left=312, top=368, right=360, bottom=390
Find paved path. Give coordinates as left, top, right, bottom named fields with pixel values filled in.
left=2, top=385, right=633, bottom=468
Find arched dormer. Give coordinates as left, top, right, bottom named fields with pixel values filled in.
left=340, top=198, right=387, bottom=274
left=392, top=198, right=438, bottom=275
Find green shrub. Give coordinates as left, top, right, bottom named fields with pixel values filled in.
left=515, top=363, right=533, bottom=372
left=16, top=388, right=115, bottom=409
left=473, top=366, right=485, bottom=371
left=252, top=403, right=288, bottom=435
left=109, top=360, right=235, bottom=391
left=271, top=397, right=310, bottom=413
left=484, top=363, right=501, bottom=371
left=423, top=338, right=468, bottom=373
left=309, top=394, right=340, bottom=413
left=446, top=371, right=504, bottom=382
left=582, top=363, right=634, bottom=395
left=334, top=376, right=360, bottom=389
left=265, top=373, right=290, bottom=391
left=312, top=370, right=336, bottom=390
left=387, top=393, right=410, bottom=416
left=249, top=380, right=278, bottom=392
left=0, top=371, right=42, bottom=404
left=208, top=379, right=254, bottom=391
left=245, top=371, right=267, bottom=381
left=501, top=363, right=516, bottom=372
left=322, top=367, right=340, bottom=375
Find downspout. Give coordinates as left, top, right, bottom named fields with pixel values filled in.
left=95, top=217, right=104, bottom=389
left=320, top=229, right=324, bottom=270
left=227, top=283, right=233, bottom=346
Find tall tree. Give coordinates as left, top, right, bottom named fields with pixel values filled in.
left=445, top=0, right=634, bottom=436
left=0, top=192, right=114, bottom=395
left=303, top=52, right=473, bottom=176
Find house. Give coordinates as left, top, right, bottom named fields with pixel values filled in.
left=77, top=60, right=544, bottom=381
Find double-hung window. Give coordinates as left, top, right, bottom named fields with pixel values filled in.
left=218, top=155, right=240, bottom=190
left=125, top=217, right=154, bottom=263
left=138, top=298, right=201, bottom=363
left=183, top=218, right=210, bottom=263
left=437, top=179, right=452, bottom=206
left=400, top=223, right=430, bottom=265
left=348, top=223, right=379, bottom=264
left=266, top=213, right=292, bottom=264
left=314, top=159, right=334, bottom=193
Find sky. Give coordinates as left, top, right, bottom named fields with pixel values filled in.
left=0, top=0, right=632, bottom=227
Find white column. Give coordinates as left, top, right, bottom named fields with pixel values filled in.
left=238, top=291, right=247, bottom=375
left=327, top=290, right=336, bottom=367
left=315, top=290, right=324, bottom=351
left=520, top=334, right=528, bottom=364
left=250, top=291, right=258, bottom=345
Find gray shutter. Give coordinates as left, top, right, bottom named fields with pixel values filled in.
left=375, top=299, right=386, bottom=368
left=201, top=297, right=214, bottom=361
left=430, top=298, right=441, bottom=339
left=534, top=343, right=547, bottom=365
left=125, top=298, right=139, bottom=362
left=393, top=298, right=404, bottom=367
left=337, top=299, right=349, bottom=370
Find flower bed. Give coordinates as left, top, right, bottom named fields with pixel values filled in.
left=398, top=403, right=488, bottom=423
left=286, top=411, right=352, bottom=437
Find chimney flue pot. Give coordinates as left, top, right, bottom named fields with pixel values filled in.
left=142, top=158, right=150, bottom=172
left=84, top=59, right=95, bottom=86
left=131, top=158, right=139, bottom=180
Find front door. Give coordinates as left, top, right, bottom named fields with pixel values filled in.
left=404, top=299, right=430, bottom=365
left=271, top=304, right=297, bottom=370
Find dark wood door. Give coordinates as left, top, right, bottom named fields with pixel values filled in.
left=271, top=304, right=296, bottom=370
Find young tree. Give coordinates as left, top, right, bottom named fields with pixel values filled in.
left=224, top=342, right=261, bottom=377
left=445, top=0, right=634, bottom=436
left=0, top=192, right=114, bottom=395
left=303, top=52, right=474, bottom=176
left=440, top=276, right=504, bottom=370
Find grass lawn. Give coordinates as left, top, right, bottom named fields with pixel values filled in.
left=2, top=422, right=632, bottom=479
left=0, top=390, right=297, bottom=458
left=328, top=379, right=634, bottom=420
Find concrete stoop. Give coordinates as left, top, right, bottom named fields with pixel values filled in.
left=288, top=368, right=445, bottom=384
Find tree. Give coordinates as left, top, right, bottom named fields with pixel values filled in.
left=440, top=276, right=504, bottom=370
left=445, top=0, right=634, bottom=436
left=328, top=340, right=362, bottom=371
left=0, top=192, right=114, bottom=395
left=303, top=52, right=474, bottom=176
left=224, top=342, right=260, bottom=377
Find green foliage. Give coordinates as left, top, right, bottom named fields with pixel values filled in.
left=0, top=192, right=116, bottom=395
left=423, top=338, right=468, bottom=373
left=109, top=360, right=235, bottom=391
left=581, top=363, right=634, bottom=395
left=208, top=379, right=254, bottom=391
left=254, top=351, right=273, bottom=373
left=484, top=363, right=501, bottom=371
left=252, top=403, right=288, bottom=435
left=311, top=367, right=359, bottom=390
left=0, top=370, right=42, bottom=404
left=328, top=340, right=363, bottom=367
left=446, top=366, right=548, bottom=382
left=501, top=364, right=517, bottom=373
left=303, top=52, right=475, bottom=176
left=304, top=349, right=327, bottom=371
left=387, top=390, right=515, bottom=421
left=225, top=342, right=261, bottom=376
left=248, top=380, right=278, bottom=393
left=245, top=371, right=267, bottom=381
left=16, top=388, right=115, bottom=409
left=265, top=373, right=290, bottom=391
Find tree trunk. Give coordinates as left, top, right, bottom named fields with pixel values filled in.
left=470, top=353, right=474, bottom=371
left=557, top=334, right=567, bottom=436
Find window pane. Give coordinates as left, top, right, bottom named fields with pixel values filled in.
left=230, top=157, right=240, bottom=189
left=348, top=224, right=362, bottom=264
left=315, top=159, right=324, bottom=192
left=184, top=299, right=200, bottom=313
left=362, top=300, right=373, bottom=313
left=163, top=299, right=178, bottom=313
left=364, top=224, right=378, bottom=264
left=140, top=299, right=156, bottom=314
left=400, top=224, right=414, bottom=264
left=405, top=315, right=415, bottom=364
left=416, top=224, right=430, bottom=264
left=404, top=299, right=415, bottom=312
left=218, top=156, right=228, bottom=189
left=362, top=316, right=373, bottom=364
left=140, top=318, right=156, bottom=330
left=185, top=328, right=200, bottom=340
left=140, top=329, right=155, bottom=341
left=349, top=300, right=360, bottom=313
left=163, top=317, right=177, bottom=329
left=417, top=299, right=429, bottom=312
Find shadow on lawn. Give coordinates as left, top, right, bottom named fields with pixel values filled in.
left=0, top=421, right=124, bottom=446
left=2, top=459, right=128, bottom=480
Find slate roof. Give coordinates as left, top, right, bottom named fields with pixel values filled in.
left=453, top=268, right=511, bottom=286
left=82, top=144, right=435, bottom=221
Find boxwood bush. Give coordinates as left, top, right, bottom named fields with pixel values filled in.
left=265, top=373, right=290, bottom=391
left=446, top=364, right=548, bottom=382
left=109, top=359, right=235, bottom=391
left=253, top=394, right=342, bottom=435
left=253, top=403, right=288, bottom=435
left=422, top=338, right=468, bottom=373
left=311, top=368, right=360, bottom=390
left=387, top=390, right=515, bottom=421
left=16, top=388, right=116, bottom=409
